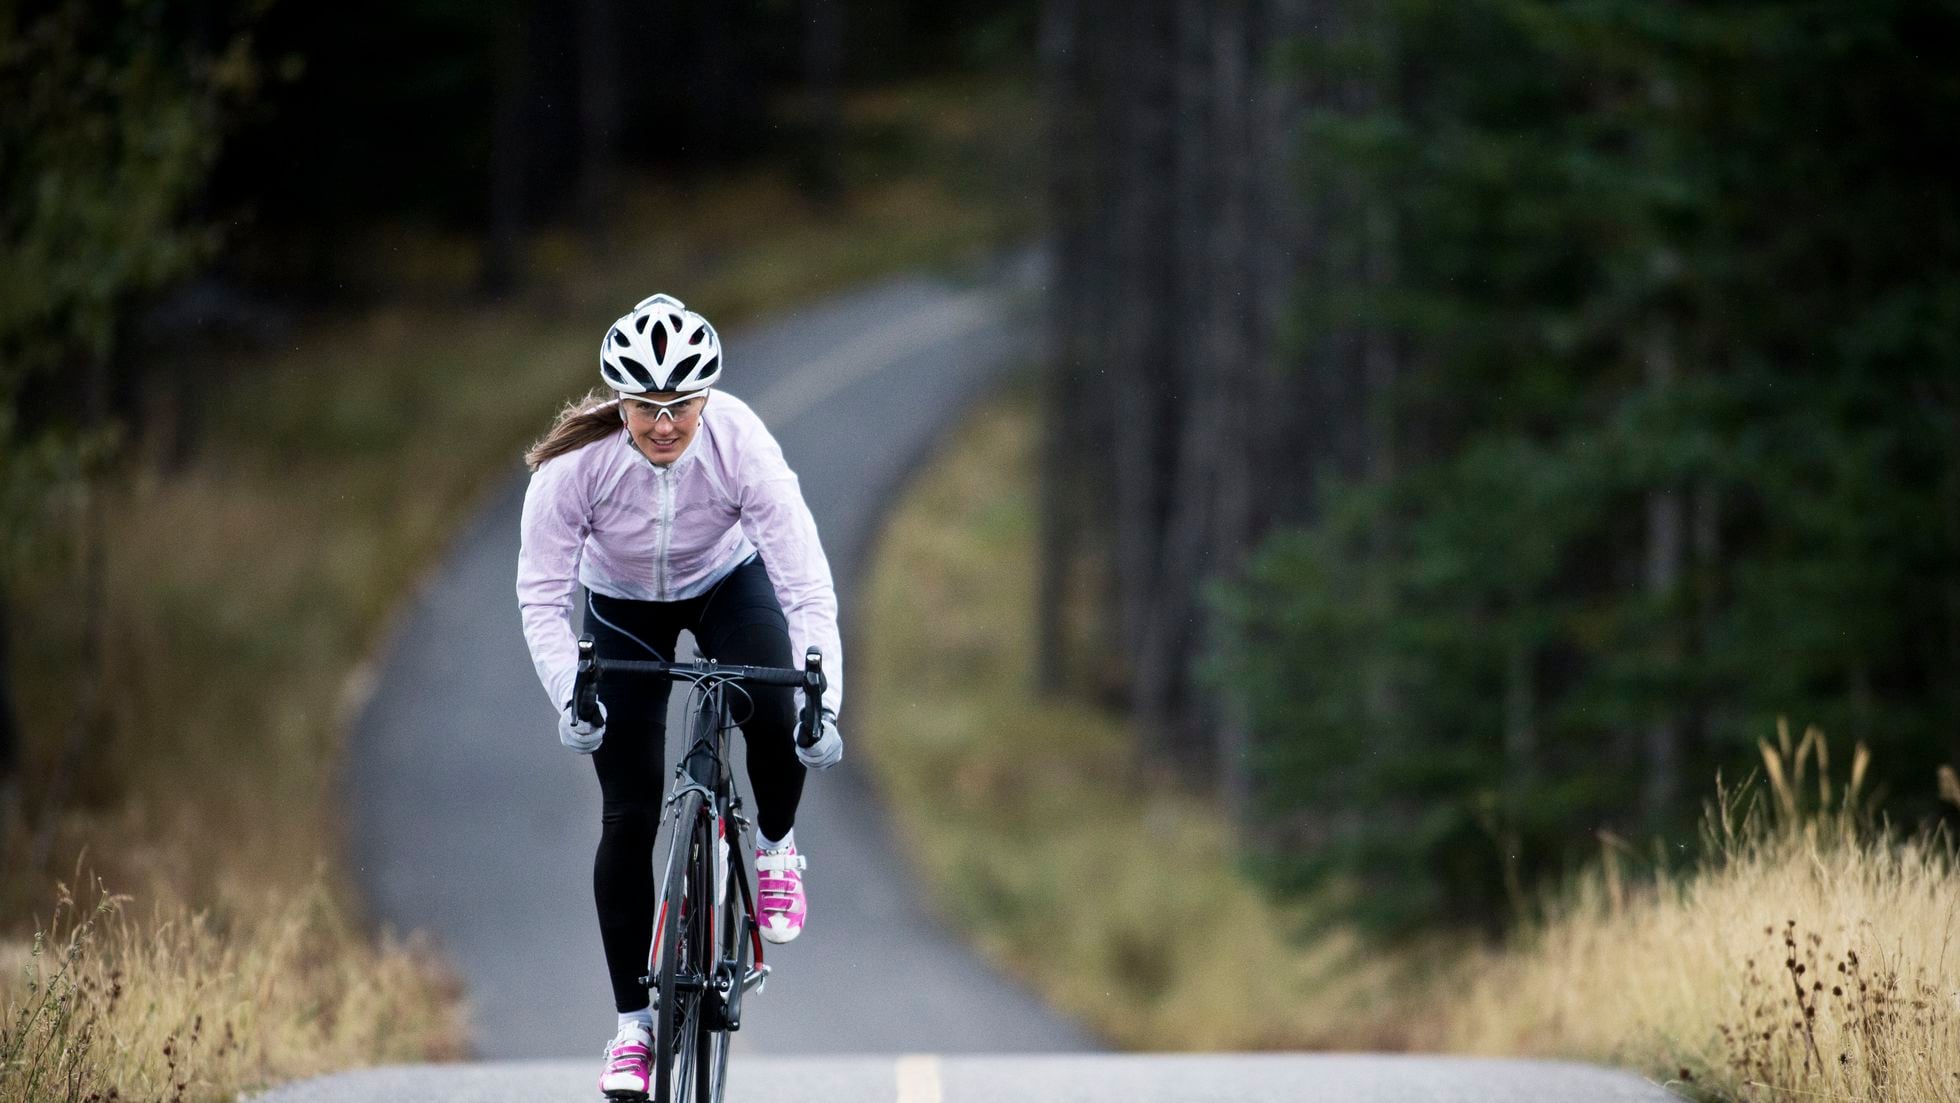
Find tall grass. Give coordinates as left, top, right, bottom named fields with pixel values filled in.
left=1441, top=724, right=1960, bottom=1102
left=2, top=866, right=463, bottom=1103
left=860, top=386, right=1959, bottom=1100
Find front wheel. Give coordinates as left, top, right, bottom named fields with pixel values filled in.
left=693, top=812, right=737, bottom=1102
left=654, top=790, right=707, bottom=1103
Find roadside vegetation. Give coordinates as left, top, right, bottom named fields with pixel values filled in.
left=861, top=388, right=1960, bottom=1102
left=1443, top=733, right=1960, bottom=1102
left=1, top=74, right=1037, bottom=1102
left=859, top=387, right=1437, bottom=1051
left=2, top=869, right=462, bottom=1103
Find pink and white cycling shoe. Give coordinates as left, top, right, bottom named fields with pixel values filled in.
left=755, top=843, right=808, bottom=944
left=598, top=1020, right=652, bottom=1099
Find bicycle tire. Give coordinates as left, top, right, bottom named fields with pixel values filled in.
left=694, top=811, right=730, bottom=1102
left=700, top=804, right=755, bottom=1102
left=654, top=789, right=708, bottom=1103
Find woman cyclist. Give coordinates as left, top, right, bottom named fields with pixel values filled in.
left=516, top=292, right=844, bottom=1099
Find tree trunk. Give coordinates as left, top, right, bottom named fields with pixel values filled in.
left=798, top=0, right=845, bottom=200
left=1504, top=633, right=1536, bottom=799
left=1207, top=0, right=1259, bottom=817
left=482, top=0, right=533, bottom=295
left=1691, top=478, right=1721, bottom=766
left=1642, top=319, right=1682, bottom=825
left=576, top=0, right=620, bottom=241
left=1108, top=0, right=1179, bottom=763
left=0, top=587, right=20, bottom=850
left=1361, top=205, right=1401, bottom=738
left=1037, top=0, right=1087, bottom=693
left=30, top=351, right=110, bottom=871
left=696, top=0, right=734, bottom=159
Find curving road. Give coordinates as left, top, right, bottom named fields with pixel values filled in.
left=261, top=258, right=1675, bottom=1101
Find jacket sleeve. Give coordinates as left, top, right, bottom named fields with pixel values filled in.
left=516, top=456, right=588, bottom=712
left=735, top=430, right=844, bottom=717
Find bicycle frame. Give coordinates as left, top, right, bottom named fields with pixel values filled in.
left=571, top=637, right=823, bottom=1103
left=647, top=673, right=769, bottom=1017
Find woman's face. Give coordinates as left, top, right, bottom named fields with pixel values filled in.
left=621, top=391, right=709, bottom=465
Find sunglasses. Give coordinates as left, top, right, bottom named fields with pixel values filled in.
left=621, top=391, right=709, bottom=425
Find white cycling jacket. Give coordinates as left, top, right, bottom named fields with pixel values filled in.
left=516, top=391, right=843, bottom=717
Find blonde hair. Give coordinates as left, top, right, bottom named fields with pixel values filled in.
left=525, top=388, right=623, bottom=471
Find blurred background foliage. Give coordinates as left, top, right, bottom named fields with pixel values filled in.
left=2, top=0, right=1042, bottom=1086
left=2, top=0, right=1956, bottom=998
left=0, top=0, right=1037, bottom=926
left=1039, top=0, right=1958, bottom=937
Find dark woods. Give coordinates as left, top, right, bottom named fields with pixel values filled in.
left=5, top=0, right=1956, bottom=943
left=0, top=0, right=1030, bottom=867
left=1040, top=0, right=1960, bottom=934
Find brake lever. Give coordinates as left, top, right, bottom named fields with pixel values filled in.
left=573, top=636, right=603, bottom=726
left=797, top=647, right=825, bottom=747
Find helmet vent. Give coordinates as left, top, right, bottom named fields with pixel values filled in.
left=672, top=353, right=702, bottom=381
left=700, top=355, right=719, bottom=379
left=634, top=314, right=650, bottom=334
left=652, top=323, right=669, bottom=361
left=611, top=327, right=629, bottom=346
left=616, top=355, right=654, bottom=388
left=690, top=329, right=706, bottom=345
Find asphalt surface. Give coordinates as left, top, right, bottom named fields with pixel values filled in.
left=268, top=259, right=1679, bottom=1102
left=337, top=253, right=1092, bottom=1061
left=258, top=1055, right=1676, bottom=1102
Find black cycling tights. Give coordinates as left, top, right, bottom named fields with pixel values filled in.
left=585, top=556, right=805, bottom=1012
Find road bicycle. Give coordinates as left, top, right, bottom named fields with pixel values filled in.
left=571, top=635, right=826, bottom=1103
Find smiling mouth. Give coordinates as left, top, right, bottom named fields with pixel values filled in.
left=649, top=434, right=679, bottom=449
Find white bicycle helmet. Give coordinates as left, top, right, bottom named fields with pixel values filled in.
left=600, top=292, right=723, bottom=395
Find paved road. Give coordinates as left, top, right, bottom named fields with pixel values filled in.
left=338, top=253, right=1093, bottom=1061
left=259, top=1054, right=1675, bottom=1102
left=270, top=259, right=1677, bottom=1102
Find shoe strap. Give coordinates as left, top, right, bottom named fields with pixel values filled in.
left=756, top=851, right=807, bottom=873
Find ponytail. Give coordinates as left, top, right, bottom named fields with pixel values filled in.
left=525, top=388, right=623, bottom=471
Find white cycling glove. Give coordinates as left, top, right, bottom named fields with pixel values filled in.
left=795, top=708, right=843, bottom=770
left=559, top=699, right=607, bottom=754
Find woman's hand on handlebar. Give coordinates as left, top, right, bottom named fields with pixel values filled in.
left=795, top=708, right=842, bottom=769
left=560, top=698, right=607, bottom=754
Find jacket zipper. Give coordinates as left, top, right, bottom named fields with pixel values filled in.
left=654, top=466, right=674, bottom=599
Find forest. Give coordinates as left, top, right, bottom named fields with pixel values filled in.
left=1038, top=0, right=1959, bottom=934
left=4, top=0, right=1956, bottom=975
left=1, top=0, right=1030, bottom=876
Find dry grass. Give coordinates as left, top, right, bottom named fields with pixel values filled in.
left=858, top=386, right=1425, bottom=1050
left=2, top=867, right=464, bottom=1103
left=1441, top=726, right=1960, bottom=1102
left=2, top=74, right=1038, bottom=1096
left=860, top=387, right=1960, bottom=1101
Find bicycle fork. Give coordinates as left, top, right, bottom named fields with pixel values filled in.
left=641, top=807, right=772, bottom=1030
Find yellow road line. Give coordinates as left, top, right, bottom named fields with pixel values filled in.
left=894, top=1054, right=944, bottom=1103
